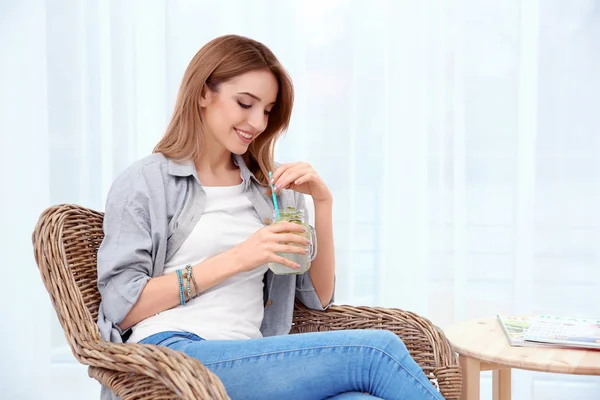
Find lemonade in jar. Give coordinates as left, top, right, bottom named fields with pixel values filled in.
left=268, top=207, right=317, bottom=275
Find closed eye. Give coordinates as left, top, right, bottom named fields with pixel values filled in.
left=237, top=101, right=251, bottom=109
left=238, top=100, right=271, bottom=116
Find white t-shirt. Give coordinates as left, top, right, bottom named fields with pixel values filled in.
left=127, top=182, right=268, bottom=343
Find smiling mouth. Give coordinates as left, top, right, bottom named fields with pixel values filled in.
left=235, top=128, right=255, bottom=145
left=235, top=128, right=253, bottom=140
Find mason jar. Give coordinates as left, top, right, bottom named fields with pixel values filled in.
left=268, top=207, right=317, bottom=275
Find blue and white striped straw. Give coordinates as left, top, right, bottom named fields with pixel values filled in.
left=268, top=171, right=280, bottom=222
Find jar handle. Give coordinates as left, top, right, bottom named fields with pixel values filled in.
left=308, top=225, right=318, bottom=261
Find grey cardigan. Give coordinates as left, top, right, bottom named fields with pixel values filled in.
left=96, top=153, right=333, bottom=399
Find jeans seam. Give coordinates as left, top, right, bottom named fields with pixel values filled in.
left=201, top=344, right=441, bottom=399
left=155, top=336, right=184, bottom=347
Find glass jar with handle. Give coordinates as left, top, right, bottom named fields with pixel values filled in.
left=268, top=207, right=317, bottom=275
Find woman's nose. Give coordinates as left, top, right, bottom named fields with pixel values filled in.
left=248, top=109, right=268, bottom=133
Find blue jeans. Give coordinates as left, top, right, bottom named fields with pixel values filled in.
left=139, top=329, right=445, bottom=400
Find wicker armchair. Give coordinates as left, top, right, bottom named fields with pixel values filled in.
left=32, top=204, right=462, bottom=399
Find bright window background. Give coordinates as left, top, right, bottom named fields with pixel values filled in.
left=2, top=0, right=599, bottom=398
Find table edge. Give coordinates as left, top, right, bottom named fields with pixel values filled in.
left=446, top=318, right=600, bottom=376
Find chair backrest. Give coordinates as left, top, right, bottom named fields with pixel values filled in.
left=32, top=204, right=105, bottom=360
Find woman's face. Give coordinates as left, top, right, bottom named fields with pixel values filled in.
left=200, top=69, right=279, bottom=155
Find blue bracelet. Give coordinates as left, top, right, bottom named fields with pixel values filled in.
left=176, top=268, right=185, bottom=306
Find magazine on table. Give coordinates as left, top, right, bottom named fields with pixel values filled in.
left=523, top=315, right=600, bottom=350
left=496, top=314, right=552, bottom=347
left=497, top=314, right=600, bottom=350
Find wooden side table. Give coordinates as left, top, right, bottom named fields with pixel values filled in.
left=444, top=318, right=600, bottom=400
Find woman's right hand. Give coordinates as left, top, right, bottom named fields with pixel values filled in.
left=232, top=222, right=310, bottom=272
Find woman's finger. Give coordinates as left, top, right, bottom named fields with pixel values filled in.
left=293, top=172, right=316, bottom=186
left=275, top=167, right=311, bottom=191
left=266, top=222, right=306, bottom=233
left=275, top=233, right=311, bottom=245
left=274, top=244, right=309, bottom=255
left=271, top=162, right=300, bottom=184
left=274, top=168, right=299, bottom=189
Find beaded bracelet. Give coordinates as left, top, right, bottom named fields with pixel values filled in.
left=185, top=264, right=192, bottom=300
left=176, top=268, right=185, bottom=306
left=183, top=264, right=200, bottom=300
left=190, top=271, right=199, bottom=298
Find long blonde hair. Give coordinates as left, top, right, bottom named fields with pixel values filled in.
left=153, top=35, right=294, bottom=186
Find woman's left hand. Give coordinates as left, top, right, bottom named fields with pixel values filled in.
left=271, top=162, right=332, bottom=203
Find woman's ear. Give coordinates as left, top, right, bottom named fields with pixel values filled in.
left=199, top=84, right=213, bottom=107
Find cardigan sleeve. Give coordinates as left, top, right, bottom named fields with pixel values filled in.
left=96, top=169, right=154, bottom=335
left=293, top=192, right=335, bottom=310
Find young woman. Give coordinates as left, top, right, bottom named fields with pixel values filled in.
left=97, top=34, right=444, bottom=400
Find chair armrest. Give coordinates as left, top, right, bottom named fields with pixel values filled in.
left=84, top=340, right=230, bottom=399
left=89, top=366, right=177, bottom=399
left=292, top=302, right=462, bottom=400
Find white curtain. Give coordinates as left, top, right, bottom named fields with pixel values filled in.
left=2, top=0, right=600, bottom=399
